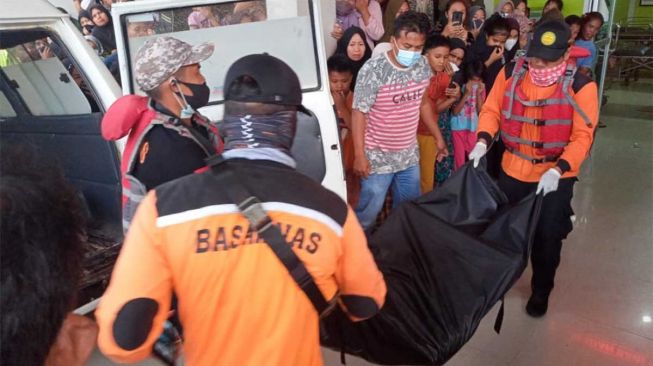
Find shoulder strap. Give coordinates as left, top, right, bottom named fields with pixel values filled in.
left=504, top=57, right=528, bottom=119
left=205, top=155, right=335, bottom=317
left=561, top=65, right=593, bottom=127
left=182, top=119, right=216, bottom=157
left=504, top=60, right=517, bottom=80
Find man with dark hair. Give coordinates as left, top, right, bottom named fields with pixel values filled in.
left=351, top=11, right=446, bottom=231
left=543, top=0, right=563, bottom=14
left=469, top=20, right=598, bottom=317
left=96, top=54, right=386, bottom=366
left=575, top=12, right=604, bottom=76
left=1, top=144, right=97, bottom=366
left=101, top=36, right=222, bottom=231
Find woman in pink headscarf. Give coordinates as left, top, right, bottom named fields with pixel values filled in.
left=331, top=0, right=385, bottom=49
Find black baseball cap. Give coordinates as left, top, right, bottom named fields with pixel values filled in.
left=527, top=20, right=571, bottom=61
left=223, top=53, right=310, bottom=115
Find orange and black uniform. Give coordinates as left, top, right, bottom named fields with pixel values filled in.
left=96, top=158, right=386, bottom=366
left=477, top=64, right=598, bottom=296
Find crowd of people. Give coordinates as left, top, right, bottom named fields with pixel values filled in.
left=328, top=0, right=605, bottom=231
left=325, top=0, right=601, bottom=325
left=1, top=0, right=605, bottom=365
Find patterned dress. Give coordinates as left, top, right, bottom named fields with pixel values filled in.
left=435, top=111, right=454, bottom=185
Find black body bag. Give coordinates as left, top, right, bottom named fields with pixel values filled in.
left=320, top=161, right=541, bottom=365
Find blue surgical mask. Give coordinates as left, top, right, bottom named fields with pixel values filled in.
left=393, top=39, right=421, bottom=67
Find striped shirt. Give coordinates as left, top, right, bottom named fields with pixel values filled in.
left=353, top=53, right=432, bottom=173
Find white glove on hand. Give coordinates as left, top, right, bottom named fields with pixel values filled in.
left=536, top=168, right=561, bottom=196
left=468, top=141, right=488, bottom=168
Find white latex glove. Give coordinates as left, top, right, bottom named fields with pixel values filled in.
left=536, top=168, right=561, bottom=196
left=468, top=141, right=488, bottom=168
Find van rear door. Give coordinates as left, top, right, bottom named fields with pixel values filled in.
left=112, top=0, right=346, bottom=198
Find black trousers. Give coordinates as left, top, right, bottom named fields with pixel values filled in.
left=498, top=171, right=576, bottom=296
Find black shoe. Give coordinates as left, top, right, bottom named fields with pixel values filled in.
left=526, top=292, right=550, bottom=318
left=598, top=121, right=607, bottom=128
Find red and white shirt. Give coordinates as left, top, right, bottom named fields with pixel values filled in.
left=353, top=52, right=432, bottom=174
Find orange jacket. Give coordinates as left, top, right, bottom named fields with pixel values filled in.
left=477, top=65, right=598, bottom=182
left=96, top=159, right=386, bottom=366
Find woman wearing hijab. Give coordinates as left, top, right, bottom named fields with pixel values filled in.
left=504, top=17, right=521, bottom=63
left=334, top=26, right=372, bottom=90
left=497, top=0, right=515, bottom=17
left=89, top=4, right=116, bottom=53
left=468, top=5, right=485, bottom=40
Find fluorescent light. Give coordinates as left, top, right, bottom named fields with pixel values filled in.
left=643, top=315, right=652, bottom=323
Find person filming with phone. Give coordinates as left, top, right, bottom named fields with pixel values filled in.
left=440, top=0, right=471, bottom=44
left=469, top=5, right=486, bottom=40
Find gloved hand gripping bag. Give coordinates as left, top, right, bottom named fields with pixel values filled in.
left=320, top=161, right=541, bottom=365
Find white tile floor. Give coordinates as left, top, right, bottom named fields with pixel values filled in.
left=90, top=81, right=653, bottom=366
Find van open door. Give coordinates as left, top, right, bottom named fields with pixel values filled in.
left=0, top=26, right=123, bottom=310
left=111, top=0, right=346, bottom=198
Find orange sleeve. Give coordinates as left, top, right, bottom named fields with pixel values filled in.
left=335, top=207, right=386, bottom=321
left=96, top=192, right=172, bottom=363
left=477, top=66, right=508, bottom=141
left=557, top=82, right=599, bottom=174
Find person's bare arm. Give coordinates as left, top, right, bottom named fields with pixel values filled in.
left=438, top=82, right=461, bottom=113
left=452, top=89, right=469, bottom=115
left=420, top=93, right=448, bottom=160
left=333, top=92, right=352, bottom=129
left=352, top=109, right=370, bottom=177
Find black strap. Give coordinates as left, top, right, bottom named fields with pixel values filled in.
left=206, top=155, right=334, bottom=316
left=493, top=298, right=505, bottom=334
left=182, top=116, right=216, bottom=157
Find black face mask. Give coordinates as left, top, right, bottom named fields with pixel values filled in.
left=176, top=81, right=210, bottom=110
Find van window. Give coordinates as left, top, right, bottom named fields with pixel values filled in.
left=0, top=90, right=17, bottom=118
left=0, top=32, right=99, bottom=116
left=122, top=0, right=319, bottom=103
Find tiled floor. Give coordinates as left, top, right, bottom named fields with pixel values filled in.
left=90, top=80, right=653, bottom=366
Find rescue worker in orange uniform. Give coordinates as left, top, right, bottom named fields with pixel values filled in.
left=96, top=54, right=386, bottom=366
left=469, top=20, right=598, bottom=317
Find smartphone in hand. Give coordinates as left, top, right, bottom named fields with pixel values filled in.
left=452, top=11, right=463, bottom=26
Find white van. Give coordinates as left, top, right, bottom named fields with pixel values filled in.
left=0, top=0, right=345, bottom=311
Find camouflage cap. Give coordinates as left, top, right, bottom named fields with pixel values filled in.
left=134, top=36, right=214, bottom=91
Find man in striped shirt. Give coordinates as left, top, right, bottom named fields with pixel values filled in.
left=351, top=11, right=447, bottom=230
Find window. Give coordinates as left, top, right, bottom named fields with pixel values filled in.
left=122, top=0, right=319, bottom=103
left=0, top=30, right=99, bottom=116
left=0, top=90, right=17, bottom=118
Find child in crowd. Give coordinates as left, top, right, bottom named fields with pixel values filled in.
left=575, top=12, right=604, bottom=77
left=418, top=34, right=460, bottom=193
left=327, top=54, right=359, bottom=206
left=450, top=60, right=485, bottom=170
left=565, top=14, right=582, bottom=42
left=435, top=36, right=466, bottom=185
